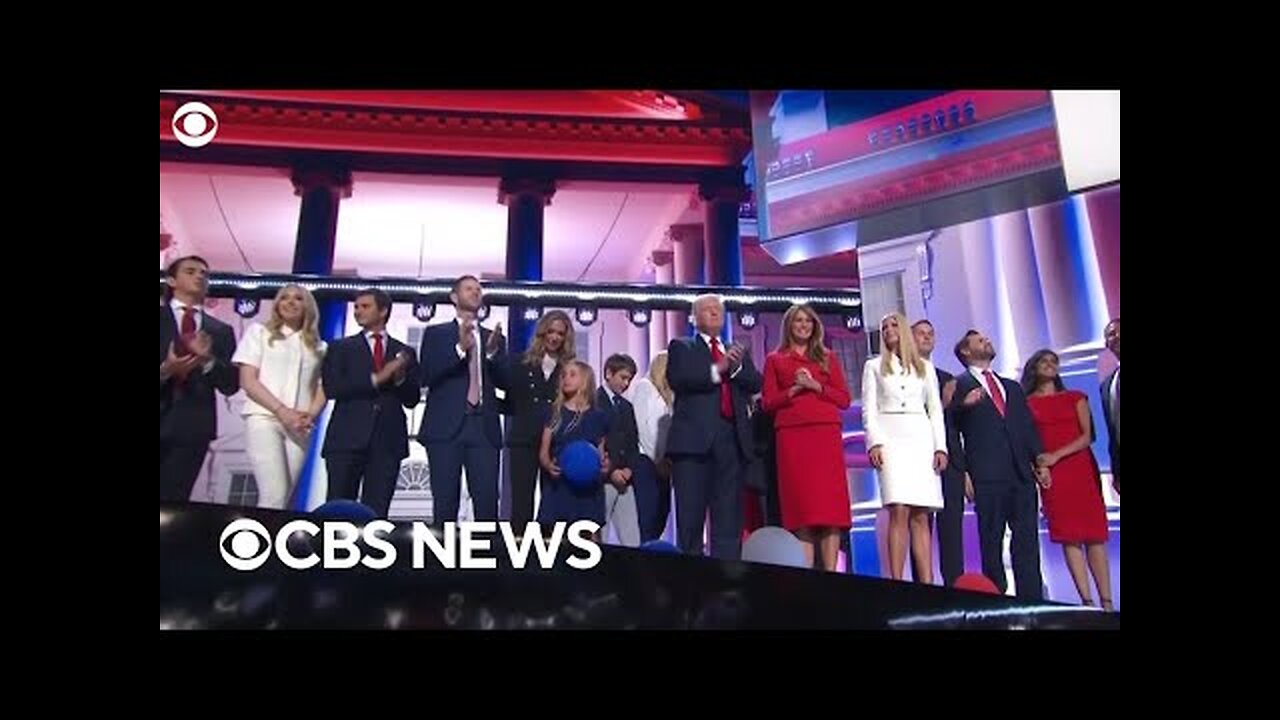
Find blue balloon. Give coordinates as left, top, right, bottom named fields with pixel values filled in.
left=741, top=526, right=809, bottom=569
left=640, top=540, right=680, bottom=554
left=313, top=499, right=378, bottom=524
left=559, top=440, right=602, bottom=491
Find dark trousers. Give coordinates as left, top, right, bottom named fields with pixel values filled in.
left=672, top=418, right=744, bottom=560
left=630, top=454, right=667, bottom=542
left=911, top=467, right=969, bottom=586
left=427, top=414, right=500, bottom=526
left=508, top=444, right=541, bottom=529
left=974, top=480, right=1043, bottom=600
left=325, top=449, right=403, bottom=518
left=160, top=440, right=208, bottom=503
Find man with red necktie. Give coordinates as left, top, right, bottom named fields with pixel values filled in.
left=321, top=288, right=420, bottom=517
left=950, top=330, right=1050, bottom=600
left=665, top=294, right=763, bottom=560
left=160, top=256, right=239, bottom=503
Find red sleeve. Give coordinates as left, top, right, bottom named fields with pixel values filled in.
left=761, top=354, right=792, bottom=414
left=820, top=354, right=852, bottom=409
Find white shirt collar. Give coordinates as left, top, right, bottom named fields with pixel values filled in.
left=170, top=298, right=200, bottom=314
left=968, top=364, right=994, bottom=380
left=967, top=365, right=1005, bottom=395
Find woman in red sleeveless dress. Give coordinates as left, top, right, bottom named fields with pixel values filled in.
left=1022, top=349, right=1113, bottom=610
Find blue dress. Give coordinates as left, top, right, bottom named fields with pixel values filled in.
left=537, top=406, right=610, bottom=526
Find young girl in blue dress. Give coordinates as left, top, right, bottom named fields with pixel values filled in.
left=538, top=360, right=611, bottom=529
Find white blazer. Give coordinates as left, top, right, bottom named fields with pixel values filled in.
left=628, top=377, right=673, bottom=463
left=231, top=323, right=327, bottom=417
left=861, top=354, right=947, bottom=454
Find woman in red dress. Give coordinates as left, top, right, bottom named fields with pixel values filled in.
left=761, top=304, right=852, bottom=570
left=1022, top=349, right=1114, bottom=610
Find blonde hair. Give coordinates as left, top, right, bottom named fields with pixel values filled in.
left=692, top=294, right=725, bottom=315
left=879, top=312, right=926, bottom=378
left=523, top=310, right=576, bottom=366
left=776, top=304, right=829, bottom=368
left=265, top=284, right=322, bottom=352
left=648, top=351, right=674, bottom=407
left=548, top=360, right=597, bottom=433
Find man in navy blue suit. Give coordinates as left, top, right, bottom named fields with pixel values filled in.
left=321, top=288, right=421, bottom=518
left=911, top=319, right=967, bottom=587
left=418, top=275, right=509, bottom=526
left=950, top=330, right=1050, bottom=599
left=160, top=255, right=239, bottom=503
left=1100, top=318, right=1120, bottom=496
left=666, top=294, right=763, bottom=560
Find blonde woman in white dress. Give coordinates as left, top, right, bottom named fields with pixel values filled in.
left=862, top=312, right=948, bottom=583
left=628, top=351, right=675, bottom=540
left=232, top=284, right=328, bottom=509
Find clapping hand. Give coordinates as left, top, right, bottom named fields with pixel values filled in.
left=486, top=322, right=505, bottom=355
left=459, top=319, right=476, bottom=353
left=794, top=368, right=822, bottom=393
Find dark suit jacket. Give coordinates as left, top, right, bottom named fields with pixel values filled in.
left=503, top=356, right=561, bottom=448
left=1100, top=367, right=1120, bottom=484
left=744, top=400, right=777, bottom=493
left=665, top=335, right=763, bottom=458
left=159, top=305, right=239, bottom=445
left=935, top=367, right=966, bottom=473
left=597, top=386, right=640, bottom=472
left=417, top=319, right=510, bottom=448
left=320, top=333, right=421, bottom=460
left=950, top=368, right=1043, bottom=486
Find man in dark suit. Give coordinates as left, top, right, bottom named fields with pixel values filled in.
left=160, top=256, right=239, bottom=504
left=951, top=330, right=1050, bottom=599
left=746, top=393, right=782, bottom=527
left=1100, top=318, right=1120, bottom=495
left=321, top=288, right=421, bottom=518
left=598, top=353, right=644, bottom=546
left=418, top=275, right=509, bottom=526
left=911, top=319, right=967, bottom=587
left=666, top=294, right=764, bottom=559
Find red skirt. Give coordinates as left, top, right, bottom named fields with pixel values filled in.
left=1042, top=451, right=1109, bottom=544
left=776, top=423, right=851, bottom=531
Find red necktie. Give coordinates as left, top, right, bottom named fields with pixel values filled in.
left=710, top=338, right=733, bottom=419
left=173, top=306, right=199, bottom=387
left=983, top=370, right=1007, bottom=417
left=180, top=306, right=197, bottom=339
left=372, top=333, right=385, bottom=372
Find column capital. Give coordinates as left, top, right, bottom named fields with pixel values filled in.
left=290, top=164, right=352, bottom=199
left=498, top=176, right=557, bottom=206
left=667, top=223, right=703, bottom=245
left=697, top=173, right=750, bottom=205
left=651, top=249, right=674, bottom=266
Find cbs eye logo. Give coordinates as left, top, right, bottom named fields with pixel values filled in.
left=219, top=518, right=272, bottom=571
left=172, top=101, right=219, bottom=148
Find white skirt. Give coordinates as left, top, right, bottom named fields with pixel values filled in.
left=875, top=413, right=944, bottom=510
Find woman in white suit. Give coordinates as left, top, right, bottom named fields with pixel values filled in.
left=232, top=284, right=328, bottom=509
left=862, top=312, right=948, bottom=583
left=629, top=351, right=675, bottom=540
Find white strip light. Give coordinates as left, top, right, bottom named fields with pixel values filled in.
left=177, top=273, right=864, bottom=312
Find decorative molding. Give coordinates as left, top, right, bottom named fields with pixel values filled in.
left=161, top=93, right=750, bottom=168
